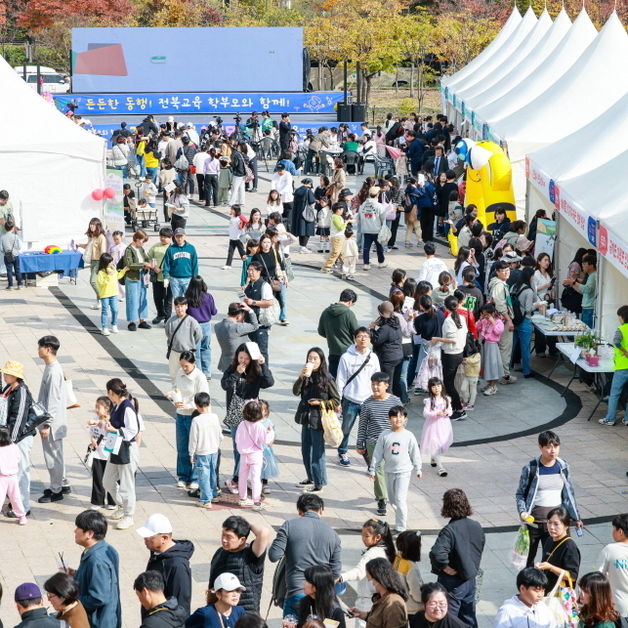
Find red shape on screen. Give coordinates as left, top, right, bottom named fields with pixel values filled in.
left=75, top=44, right=127, bottom=76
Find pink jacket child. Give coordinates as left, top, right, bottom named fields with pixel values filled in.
left=476, top=316, right=504, bottom=343
left=235, top=401, right=275, bottom=509
left=0, top=433, right=28, bottom=524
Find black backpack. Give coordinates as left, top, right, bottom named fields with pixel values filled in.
left=265, top=556, right=287, bottom=619
left=116, top=248, right=128, bottom=285
left=511, top=285, right=532, bottom=326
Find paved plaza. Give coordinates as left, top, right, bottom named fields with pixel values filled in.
left=0, top=173, right=626, bottom=627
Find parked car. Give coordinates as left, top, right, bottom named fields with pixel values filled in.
left=13, top=65, right=71, bottom=93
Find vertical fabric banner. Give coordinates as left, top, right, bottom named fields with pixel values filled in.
left=535, top=218, right=556, bottom=259
left=104, top=168, right=125, bottom=233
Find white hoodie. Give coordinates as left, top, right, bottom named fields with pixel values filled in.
left=336, top=344, right=381, bottom=404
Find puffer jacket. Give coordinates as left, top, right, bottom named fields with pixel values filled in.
left=371, top=316, right=403, bottom=364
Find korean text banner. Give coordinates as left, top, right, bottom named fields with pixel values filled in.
left=71, top=27, right=303, bottom=93
left=54, top=92, right=345, bottom=116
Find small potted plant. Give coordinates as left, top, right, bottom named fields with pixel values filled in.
left=575, top=333, right=601, bottom=365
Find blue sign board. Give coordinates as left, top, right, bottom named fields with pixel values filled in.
left=548, top=179, right=556, bottom=205
left=54, top=92, right=345, bottom=116
left=587, top=216, right=597, bottom=247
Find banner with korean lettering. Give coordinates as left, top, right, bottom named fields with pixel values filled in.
left=598, top=223, right=628, bottom=279
left=53, top=92, right=346, bottom=116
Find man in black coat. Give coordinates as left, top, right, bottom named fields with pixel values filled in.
left=14, top=583, right=62, bottom=628
left=137, top=514, right=194, bottom=618
left=279, top=113, right=292, bottom=152
left=135, top=571, right=187, bottom=628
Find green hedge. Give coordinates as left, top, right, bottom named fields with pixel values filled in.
left=0, top=45, right=66, bottom=71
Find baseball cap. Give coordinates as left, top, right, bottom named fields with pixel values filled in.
left=212, top=573, right=246, bottom=592
left=174, top=228, right=185, bottom=236
left=502, top=251, right=522, bottom=263
left=15, top=583, right=41, bottom=602
left=276, top=163, right=285, bottom=170
left=339, top=188, right=353, bottom=197
left=301, top=177, right=313, bottom=185
left=136, top=513, right=173, bottom=538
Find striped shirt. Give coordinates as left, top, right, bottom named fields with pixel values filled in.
left=357, top=394, right=401, bottom=449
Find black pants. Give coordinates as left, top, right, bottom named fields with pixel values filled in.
left=299, top=236, right=310, bottom=247
left=245, top=157, right=258, bottom=191
left=442, top=351, right=463, bottom=412
left=226, top=239, right=246, bottom=266
left=420, top=209, right=435, bottom=242
left=204, top=174, right=219, bottom=207
left=526, top=523, right=550, bottom=567
left=328, top=354, right=341, bottom=379
left=282, top=202, right=293, bottom=225
left=152, top=280, right=172, bottom=319
left=91, top=459, right=116, bottom=506
left=381, top=359, right=403, bottom=398
left=171, top=214, right=186, bottom=232
left=196, top=174, right=205, bottom=201
left=388, top=212, right=401, bottom=247
left=535, top=333, right=558, bottom=356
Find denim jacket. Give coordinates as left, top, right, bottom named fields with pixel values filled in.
left=515, top=456, right=581, bottom=522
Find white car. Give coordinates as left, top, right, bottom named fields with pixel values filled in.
left=13, top=65, right=71, bottom=93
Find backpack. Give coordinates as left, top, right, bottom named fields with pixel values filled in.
left=265, top=555, right=287, bottom=619
left=511, top=284, right=532, bottom=326
left=117, top=248, right=128, bottom=285
left=560, top=286, right=583, bottom=314
left=463, top=331, right=480, bottom=358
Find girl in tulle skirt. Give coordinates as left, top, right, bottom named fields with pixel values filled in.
left=420, top=377, right=453, bottom=478
left=259, top=399, right=279, bottom=495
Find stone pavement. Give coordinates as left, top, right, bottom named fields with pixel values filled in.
left=0, top=175, right=626, bottom=627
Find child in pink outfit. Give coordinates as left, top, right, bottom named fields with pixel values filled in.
left=0, top=427, right=27, bottom=524
left=235, top=400, right=274, bottom=511
left=420, top=377, right=453, bottom=478
left=476, top=303, right=505, bottom=396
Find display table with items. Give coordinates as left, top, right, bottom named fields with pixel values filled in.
left=556, top=341, right=614, bottom=420
left=20, top=250, right=83, bottom=286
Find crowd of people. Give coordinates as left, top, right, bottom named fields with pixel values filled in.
left=1, top=109, right=626, bottom=628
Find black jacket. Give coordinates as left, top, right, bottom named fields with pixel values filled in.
left=146, top=541, right=194, bottom=617
left=140, top=116, right=159, bottom=137
left=371, top=317, right=403, bottom=365
left=14, top=607, right=62, bottom=628
left=221, top=363, right=274, bottom=407
left=141, top=598, right=187, bottom=628
left=541, top=536, right=581, bottom=594
left=430, top=517, right=485, bottom=581
left=231, top=150, right=248, bottom=177
left=3, top=383, right=34, bottom=443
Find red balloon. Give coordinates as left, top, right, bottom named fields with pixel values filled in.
left=103, top=187, right=116, bottom=199
left=91, top=189, right=104, bottom=201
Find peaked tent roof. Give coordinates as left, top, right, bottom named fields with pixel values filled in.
left=449, top=7, right=538, bottom=108
left=490, top=11, right=627, bottom=157
left=480, top=9, right=597, bottom=130
left=442, top=5, right=522, bottom=91
left=461, top=9, right=554, bottom=108
left=468, top=8, right=571, bottom=116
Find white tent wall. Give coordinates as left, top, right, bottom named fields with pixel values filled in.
left=0, top=53, right=105, bottom=249
left=597, top=261, right=625, bottom=340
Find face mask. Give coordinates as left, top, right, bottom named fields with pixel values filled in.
left=366, top=580, right=377, bottom=595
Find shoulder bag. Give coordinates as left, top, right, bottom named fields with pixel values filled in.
left=109, top=408, right=140, bottom=465
left=542, top=568, right=579, bottom=628
left=166, top=315, right=189, bottom=359
left=303, top=203, right=316, bottom=223
left=260, top=256, right=281, bottom=292
left=343, top=352, right=372, bottom=392
left=224, top=378, right=248, bottom=428
left=4, top=234, right=18, bottom=264
left=258, top=299, right=280, bottom=327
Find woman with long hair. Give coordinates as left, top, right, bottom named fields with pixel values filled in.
left=77, top=217, right=108, bottom=309
left=390, top=291, right=414, bottom=404
left=253, top=231, right=289, bottom=325
left=184, top=275, right=218, bottom=380
left=430, top=296, right=467, bottom=421
left=577, top=572, right=619, bottom=628
left=511, top=266, right=540, bottom=378
left=166, top=183, right=190, bottom=232
left=298, top=565, right=346, bottom=628
left=245, top=208, right=264, bottom=242
left=293, top=347, right=339, bottom=492
left=102, top=378, right=143, bottom=530
left=221, top=343, right=274, bottom=494
left=349, top=557, right=408, bottom=628
left=453, top=246, right=472, bottom=285
left=330, top=157, right=347, bottom=204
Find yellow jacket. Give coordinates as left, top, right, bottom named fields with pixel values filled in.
left=96, top=266, right=126, bottom=299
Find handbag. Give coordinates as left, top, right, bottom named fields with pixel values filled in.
left=258, top=299, right=280, bottom=327
left=260, top=257, right=281, bottom=292
left=377, top=223, right=392, bottom=245
left=244, top=164, right=254, bottom=183
left=321, top=402, right=343, bottom=448
left=65, top=378, right=80, bottom=409
left=303, top=203, right=316, bottom=223
left=16, top=400, right=52, bottom=442
left=224, top=381, right=248, bottom=428
left=543, top=572, right=579, bottom=628
left=174, top=154, right=189, bottom=171
left=4, top=234, right=17, bottom=264
left=82, top=445, right=96, bottom=470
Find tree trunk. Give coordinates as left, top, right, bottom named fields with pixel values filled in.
left=364, top=71, right=375, bottom=111
left=394, top=66, right=399, bottom=94
left=417, top=61, right=424, bottom=112
left=409, top=62, right=415, bottom=98
left=328, top=64, right=335, bottom=90
left=317, top=61, right=322, bottom=90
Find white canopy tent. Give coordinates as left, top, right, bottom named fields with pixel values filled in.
left=460, top=9, right=554, bottom=122
left=0, top=54, right=106, bottom=249
left=469, top=8, right=572, bottom=136
left=447, top=7, right=538, bottom=128
left=489, top=12, right=628, bottom=211
left=441, top=5, right=522, bottom=115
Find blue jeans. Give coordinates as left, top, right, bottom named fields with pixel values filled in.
left=125, top=279, right=148, bottom=322
left=229, top=425, right=240, bottom=479
left=301, top=426, right=327, bottom=486
left=145, top=166, right=158, bottom=184
left=175, top=413, right=197, bottom=483
left=581, top=308, right=594, bottom=329
left=338, top=398, right=361, bottom=455
left=170, top=276, right=191, bottom=299
left=115, top=165, right=129, bottom=180
left=136, top=154, right=146, bottom=178
left=283, top=594, right=306, bottom=619
left=604, top=368, right=628, bottom=423
left=362, top=232, right=385, bottom=265
left=276, top=284, right=288, bottom=322
left=438, top=574, right=478, bottom=628
left=512, top=318, right=533, bottom=375
left=100, top=296, right=118, bottom=329
left=194, top=453, right=218, bottom=503
left=399, top=356, right=410, bottom=403
left=196, top=321, right=212, bottom=378
left=4, top=254, right=23, bottom=287
left=408, top=342, right=428, bottom=388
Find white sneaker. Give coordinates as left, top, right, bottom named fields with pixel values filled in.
left=363, top=264, right=371, bottom=270
left=89, top=505, right=102, bottom=511
left=378, top=262, right=388, bottom=269
left=108, top=506, right=124, bottom=520
left=222, top=265, right=231, bottom=270
left=239, top=499, right=254, bottom=507
left=197, top=501, right=212, bottom=509
left=116, top=516, right=134, bottom=530
left=111, top=325, right=119, bottom=334
left=188, top=481, right=199, bottom=490
left=299, top=246, right=310, bottom=254
left=102, top=328, right=110, bottom=336
left=252, top=502, right=268, bottom=511
left=483, top=386, right=497, bottom=396
left=176, top=480, right=186, bottom=488
left=91, top=301, right=101, bottom=310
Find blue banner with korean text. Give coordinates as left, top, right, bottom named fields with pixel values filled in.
left=53, top=92, right=345, bottom=116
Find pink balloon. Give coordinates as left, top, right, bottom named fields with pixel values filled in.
left=91, top=189, right=104, bottom=201
left=103, top=187, right=116, bottom=199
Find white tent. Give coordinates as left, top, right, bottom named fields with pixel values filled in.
left=461, top=9, right=554, bottom=119
left=469, top=8, right=572, bottom=135
left=448, top=7, right=538, bottom=123
left=489, top=11, right=628, bottom=210
left=441, top=5, right=522, bottom=113
left=0, top=54, right=105, bottom=249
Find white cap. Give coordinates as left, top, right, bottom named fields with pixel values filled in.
left=136, top=513, right=173, bottom=538
left=212, top=573, right=246, bottom=592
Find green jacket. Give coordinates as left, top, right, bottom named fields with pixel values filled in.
left=123, top=245, right=147, bottom=282
left=317, top=303, right=359, bottom=356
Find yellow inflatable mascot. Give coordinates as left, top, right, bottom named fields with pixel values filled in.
left=455, top=139, right=516, bottom=227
